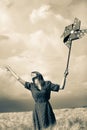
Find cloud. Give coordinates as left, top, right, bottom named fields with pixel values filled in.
left=29, top=29, right=60, bottom=48
left=0, top=7, right=14, bottom=33
left=68, top=0, right=87, bottom=24
left=72, top=55, right=87, bottom=81
left=29, top=4, right=71, bottom=29
left=49, top=0, right=73, bottom=6
left=29, top=5, right=51, bottom=24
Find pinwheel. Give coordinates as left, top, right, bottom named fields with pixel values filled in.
left=61, top=18, right=87, bottom=76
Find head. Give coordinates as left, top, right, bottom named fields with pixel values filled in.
left=31, top=71, right=44, bottom=85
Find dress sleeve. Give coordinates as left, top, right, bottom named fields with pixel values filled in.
left=25, top=82, right=31, bottom=90
left=50, top=81, right=60, bottom=92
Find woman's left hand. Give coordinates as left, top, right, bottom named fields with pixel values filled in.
left=64, top=69, right=69, bottom=78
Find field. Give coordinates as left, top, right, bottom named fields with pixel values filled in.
left=0, top=108, right=87, bottom=130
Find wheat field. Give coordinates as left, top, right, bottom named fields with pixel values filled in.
left=0, top=108, right=87, bottom=130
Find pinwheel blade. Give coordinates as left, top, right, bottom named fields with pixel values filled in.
left=61, top=18, right=87, bottom=48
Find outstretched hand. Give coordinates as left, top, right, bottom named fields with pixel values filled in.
left=5, top=65, right=20, bottom=80
left=64, top=69, right=69, bottom=78
left=4, top=65, right=25, bottom=85
left=5, top=65, right=12, bottom=72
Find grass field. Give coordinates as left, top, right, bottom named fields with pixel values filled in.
left=0, top=108, right=87, bottom=130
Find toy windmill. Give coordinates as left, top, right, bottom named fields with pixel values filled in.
left=61, top=18, right=87, bottom=75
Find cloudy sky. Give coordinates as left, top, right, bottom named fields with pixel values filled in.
left=0, top=0, right=87, bottom=112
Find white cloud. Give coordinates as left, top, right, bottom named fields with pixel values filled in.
left=0, top=67, right=5, bottom=76
left=29, top=30, right=55, bottom=50
left=29, top=4, right=71, bottom=26
left=55, top=14, right=71, bottom=24
left=29, top=5, right=51, bottom=24
left=0, top=9, right=11, bottom=32
left=0, top=4, right=14, bottom=33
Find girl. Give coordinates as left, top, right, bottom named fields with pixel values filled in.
left=6, top=66, right=68, bottom=130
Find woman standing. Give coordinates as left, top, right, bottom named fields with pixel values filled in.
left=6, top=66, right=68, bottom=130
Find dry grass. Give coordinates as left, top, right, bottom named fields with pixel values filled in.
left=0, top=108, right=87, bottom=130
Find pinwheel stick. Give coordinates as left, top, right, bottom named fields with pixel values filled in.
left=64, top=43, right=72, bottom=75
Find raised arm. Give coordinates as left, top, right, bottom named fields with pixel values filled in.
left=60, top=70, right=68, bottom=90
left=5, top=66, right=25, bottom=86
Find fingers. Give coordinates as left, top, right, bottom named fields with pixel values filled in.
left=4, top=65, right=11, bottom=71
left=64, top=70, right=69, bottom=77
left=4, top=66, right=9, bottom=71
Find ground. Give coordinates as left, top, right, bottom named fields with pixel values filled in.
left=0, top=108, right=87, bottom=130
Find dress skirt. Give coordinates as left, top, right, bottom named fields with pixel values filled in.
left=33, top=101, right=56, bottom=130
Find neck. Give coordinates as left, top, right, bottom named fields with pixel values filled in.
left=34, top=81, right=42, bottom=90
left=38, top=84, right=41, bottom=90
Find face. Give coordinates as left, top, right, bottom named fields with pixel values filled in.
left=31, top=72, right=40, bottom=85
left=34, top=78, right=40, bottom=86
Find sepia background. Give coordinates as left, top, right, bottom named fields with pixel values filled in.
left=0, top=0, right=87, bottom=112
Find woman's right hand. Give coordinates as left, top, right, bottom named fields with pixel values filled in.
left=5, top=66, right=11, bottom=71
left=5, top=66, right=20, bottom=79
left=5, top=66, right=25, bottom=86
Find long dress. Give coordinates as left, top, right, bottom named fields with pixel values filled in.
left=25, top=80, right=60, bottom=130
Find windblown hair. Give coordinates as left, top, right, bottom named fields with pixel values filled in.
left=31, top=71, right=44, bottom=82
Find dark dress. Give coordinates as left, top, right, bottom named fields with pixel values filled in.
left=25, top=81, right=60, bottom=130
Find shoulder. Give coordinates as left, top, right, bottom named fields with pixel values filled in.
left=44, top=80, right=51, bottom=86
left=25, top=82, right=34, bottom=90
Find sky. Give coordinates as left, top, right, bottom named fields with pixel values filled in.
left=0, top=0, right=87, bottom=112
